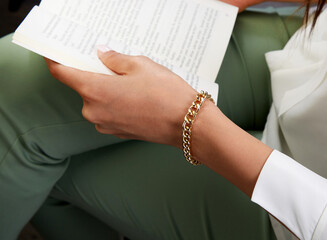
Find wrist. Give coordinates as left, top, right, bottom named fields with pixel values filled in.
left=190, top=100, right=273, bottom=196
left=170, top=88, right=197, bottom=149
left=190, top=100, right=221, bottom=162
left=182, top=91, right=215, bottom=165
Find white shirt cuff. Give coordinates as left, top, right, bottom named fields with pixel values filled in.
left=251, top=150, right=327, bottom=240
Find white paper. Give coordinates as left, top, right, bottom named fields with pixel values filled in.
left=13, top=0, right=238, bottom=103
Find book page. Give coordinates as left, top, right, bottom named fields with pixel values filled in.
left=13, top=6, right=219, bottom=101
left=13, top=0, right=237, bottom=102
left=13, top=6, right=113, bottom=75
left=38, top=0, right=237, bottom=82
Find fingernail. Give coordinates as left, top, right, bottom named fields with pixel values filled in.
left=97, top=45, right=111, bottom=53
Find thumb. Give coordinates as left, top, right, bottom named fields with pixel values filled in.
left=97, top=45, right=135, bottom=75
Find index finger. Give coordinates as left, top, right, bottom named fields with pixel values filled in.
left=44, top=58, right=118, bottom=96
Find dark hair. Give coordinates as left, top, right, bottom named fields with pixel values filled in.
left=304, top=0, right=326, bottom=29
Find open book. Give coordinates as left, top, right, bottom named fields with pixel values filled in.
left=13, top=0, right=238, bottom=102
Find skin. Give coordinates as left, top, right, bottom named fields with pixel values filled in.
left=46, top=49, right=271, bottom=198
left=220, top=0, right=264, bottom=12
left=46, top=0, right=311, bottom=198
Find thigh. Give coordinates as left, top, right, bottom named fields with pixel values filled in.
left=0, top=34, right=125, bottom=239
left=217, top=9, right=302, bottom=130
left=0, top=34, right=123, bottom=160
left=53, top=141, right=276, bottom=240
left=32, top=197, right=122, bottom=240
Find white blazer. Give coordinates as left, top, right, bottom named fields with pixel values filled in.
left=251, top=8, right=327, bottom=240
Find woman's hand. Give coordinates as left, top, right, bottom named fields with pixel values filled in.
left=45, top=49, right=198, bottom=148
left=220, top=0, right=265, bottom=12
left=45, top=48, right=272, bottom=198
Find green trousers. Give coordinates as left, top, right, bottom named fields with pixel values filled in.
left=0, top=9, right=301, bottom=240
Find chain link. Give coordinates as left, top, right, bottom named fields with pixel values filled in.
left=182, top=91, right=214, bottom=166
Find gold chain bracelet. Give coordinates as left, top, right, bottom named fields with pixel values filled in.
left=182, top=91, right=214, bottom=166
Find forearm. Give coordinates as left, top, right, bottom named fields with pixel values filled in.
left=191, top=101, right=273, bottom=197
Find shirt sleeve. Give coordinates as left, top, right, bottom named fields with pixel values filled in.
left=251, top=150, right=327, bottom=240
